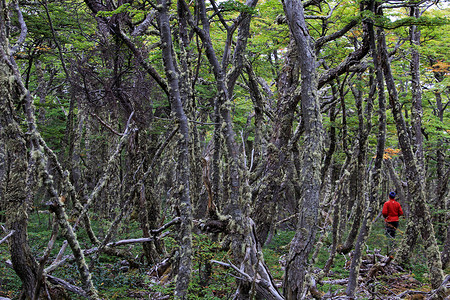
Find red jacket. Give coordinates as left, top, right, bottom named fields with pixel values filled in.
left=382, top=199, right=403, bottom=222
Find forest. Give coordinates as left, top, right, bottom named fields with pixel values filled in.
left=0, top=0, right=449, bottom=298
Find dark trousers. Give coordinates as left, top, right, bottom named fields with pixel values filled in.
left=386, top=221, right=399, bottom=238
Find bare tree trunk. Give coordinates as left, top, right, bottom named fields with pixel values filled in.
left=157, top=1, right=193, bottom=297
left=409, top=5, right=424, bottom=174
left=281, top=0, right=324, bottom=298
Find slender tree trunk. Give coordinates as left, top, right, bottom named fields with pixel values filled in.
left=281, top=0, right=324, bottom=298
left=158, top=1, right=193, bottom=297
left=252, top=40, right=299, bottom=244
left=409, top=6, right=424, bottom=174
left=346, top=7, right=385, bottom=296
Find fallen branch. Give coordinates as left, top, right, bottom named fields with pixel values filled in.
left=395, top=290, right=427, bottom=299
left=320, top=279, right=349, bottom=285
left=3, top=261, right=87, bottom=298
left=46, top=275, right=88, bottom=298
left=211, top=260, right=284, bottom=300
left=45, top=220, right=176, bottom=273
left=0, top=230, right=15, bottom=246
left=198, top=219, right=229, bottom=233
left=426, top=274, right=450, bottom=300
left=366, top=255, right=393, bottom=280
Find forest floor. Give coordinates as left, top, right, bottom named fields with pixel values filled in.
left=1, top=212, right=449, bottom=299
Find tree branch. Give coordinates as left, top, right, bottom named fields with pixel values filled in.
left=315, top=18, right=359, bottom=51
left=318, top=32, right=370, bottom=89
left=10, top=2, right=27, bottom=55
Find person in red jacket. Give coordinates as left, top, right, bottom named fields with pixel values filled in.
left=382, top=191, right=404, bottom=238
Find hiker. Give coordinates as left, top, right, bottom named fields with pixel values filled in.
left=382, top=191, right=403, bottom=238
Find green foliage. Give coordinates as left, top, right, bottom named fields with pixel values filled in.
left=97, top=3, right=132, bottom=18
left=188, top=234, right=235, bottom=299
left=35, top=99, right=69, bottom=152
left=262, top=248, right=284, bottom=280
left=266, top=230, right=295, bottom=252
left=219, top=0, right=257, bottom=15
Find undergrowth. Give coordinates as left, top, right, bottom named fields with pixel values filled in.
left=0, top=212, right=446, bottom=299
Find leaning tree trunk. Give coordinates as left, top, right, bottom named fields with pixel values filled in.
left=281, top=0, right=324, bottom=298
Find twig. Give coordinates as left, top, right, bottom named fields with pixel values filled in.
left=91, top=112, right=124, bottom=136
left=275, top=214, right=298, bottom=227
left=211, top=260, right=252, bottom=280
left=150, top=217, right=180, bottom=235
left=210, top=259, right=285, bottom=300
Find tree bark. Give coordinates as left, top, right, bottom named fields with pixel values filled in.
left=281, top=0, right=324, bottom=298
left=346, top=5, right=385, bottom=295
left=409, top=5, right=424, bottom=175
left=0, top=7, right=38, bottom=297
left=252, top=39, right=299, bottom=245
left=157, top=1, right=194, bottom=297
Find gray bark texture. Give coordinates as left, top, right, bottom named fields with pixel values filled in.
left=346, top=6, right=385, bottom=296
left=157, top=0, right=194, bottom=297
left=281, top=0, right=324, bottom=298
left=409, top=6, right=424, bottom=175
left=0, top=4, right=38, bottom=297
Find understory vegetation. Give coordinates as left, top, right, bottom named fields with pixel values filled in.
left=1, top=212, right=447, bottom=299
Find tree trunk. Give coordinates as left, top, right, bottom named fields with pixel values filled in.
left=409, top=6, right=424, bottom=174
left=158, top=1, right=193, bottom=297
left=252, top=40, right=299, bottom=244
left=281, top=0, right=324, bottom=298
left=346, top=7, right=385, bottom=295
left=0, top=10, right=38, bottom=297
